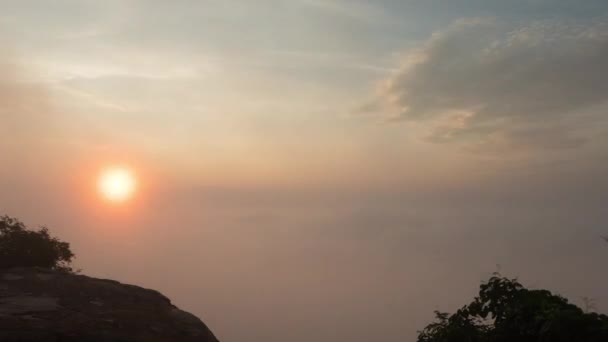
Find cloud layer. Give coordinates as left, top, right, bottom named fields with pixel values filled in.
left=377, top=18, right=608, bottom=149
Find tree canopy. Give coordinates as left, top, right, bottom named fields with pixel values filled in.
left=417, top=274, right=608, bottom=342
left=0, top=215, right=75, bottom=272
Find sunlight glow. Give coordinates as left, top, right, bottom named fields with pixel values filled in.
left=98, top=167, right=137, bottom=203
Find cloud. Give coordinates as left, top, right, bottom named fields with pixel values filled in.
left=373, top=17, right=608, bottom=149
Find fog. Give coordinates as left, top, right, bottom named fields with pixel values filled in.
left=2, top=1, right=608, bottom=341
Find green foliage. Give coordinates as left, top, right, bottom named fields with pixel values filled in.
left=0, top=215, right=75, bottom=272
left=418, top=274, right=608, bottom=342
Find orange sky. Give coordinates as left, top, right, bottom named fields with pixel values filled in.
left=2, top=2, right=608, bottom=342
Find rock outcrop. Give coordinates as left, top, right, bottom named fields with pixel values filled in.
left=0, top=267, right=219, bottom=342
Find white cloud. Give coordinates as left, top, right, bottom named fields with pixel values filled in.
left=373, top=17, right=608, bottom=149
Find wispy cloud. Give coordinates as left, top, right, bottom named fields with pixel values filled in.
left=366, top=17, right=608, bottom=150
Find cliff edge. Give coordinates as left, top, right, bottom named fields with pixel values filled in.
left=0, top=267, right=219, bottom=342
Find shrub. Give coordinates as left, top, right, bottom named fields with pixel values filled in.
left=418, top=274, right=608, bottom=342
left=0, top=215, right=75, bottom=272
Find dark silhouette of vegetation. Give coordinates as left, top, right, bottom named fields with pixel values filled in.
left=0, top=215, right=74, bottom=272
left=418, top=274, right=608, bottom=342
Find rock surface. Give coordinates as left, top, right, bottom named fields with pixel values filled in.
left=0, top=268, right=219, bottom=342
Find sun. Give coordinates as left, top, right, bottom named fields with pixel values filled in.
left=98, top=167, right=137, bottom=203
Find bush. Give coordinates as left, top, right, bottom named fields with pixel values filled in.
left=418, top=274, right=608, bottom=342
left=0, top=215, right=75, bottom=272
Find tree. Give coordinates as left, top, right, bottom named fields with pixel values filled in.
left=417, top=274, right=608, bottom=342
left=0, top=215, right=75, bottom=272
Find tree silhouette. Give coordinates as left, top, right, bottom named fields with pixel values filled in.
left=0, top=215, right=75, bottom=272
left=418, top=274, right=608, bottom=342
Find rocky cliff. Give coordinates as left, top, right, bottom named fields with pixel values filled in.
left=0, top=267, right=219, bottom=342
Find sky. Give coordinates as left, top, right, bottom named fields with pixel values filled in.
left=1, top=1, right=608, bottom=341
